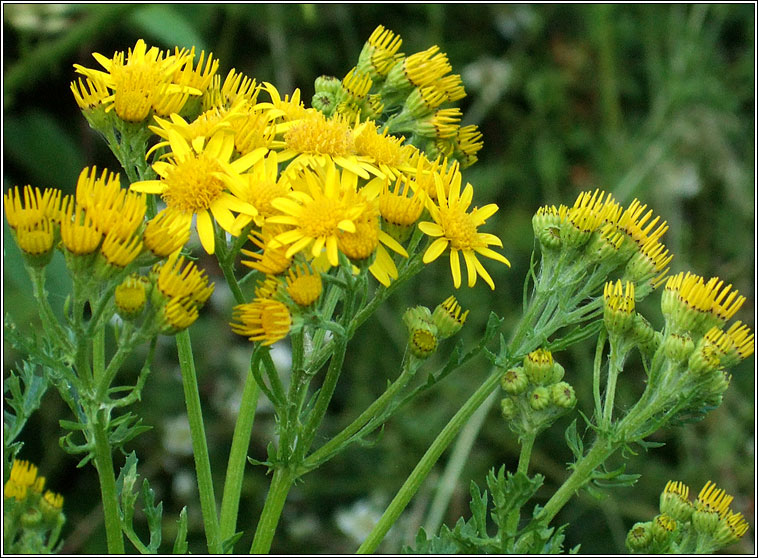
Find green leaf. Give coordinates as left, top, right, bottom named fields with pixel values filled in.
left=564, top=419, right=583, bottom=460
left=128, top=5, right=207, bottom=51
left=172, top=507, right=189, bottom=554
left=222, top=532, right=244, bottom=553
left=469, top=480, right=489, bottom=538
left=141, top=478, right=164, bottom=552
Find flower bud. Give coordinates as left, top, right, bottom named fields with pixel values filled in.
left=532, top=205, right=563, bottom=250
left=21, top=507, right=43, bottom=528
left=625, top=522, right=653, bottom=553
left=524, top=349, right=554, bottom=385
left=528, top=386, right=551, bottom=411
left=403, top=306, right=438, bottom=359
left=659, top=481, right=693, bottom=523
left=431, top=296, right=468, bottom=339
left=500, top=397, right=518, bottom=421
left=500, top=367, right=528, bottom=395
left=662, top=332, right=694, bottom=364
left=651, top=513, right=676, bottom=543
left=550, top=381, right=576, bottom=409
left=115, top=274, right=149, bottom=320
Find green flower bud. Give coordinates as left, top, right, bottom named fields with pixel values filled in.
left=500, top=397, right=518, bottom=421
left=692, top=507, right=721, bottom=537
left=409, top=328, right=438, bottom=359
left=528, top=386, right=551, bottom=411
left=550, top=361, right=565, bottom=384
left=532, top=205, right=563, bottom=250
left=431, top=295, right=468, bottom=339
left=651, top=513, right=676, bottom=544
left=403, top=306, right=438, bottom=358
left=663, top=332, right=694, bottom=364
left=500, top=367, right=528, bottom=395
left=550, top=381, right=576, bottom=409
left=21, top=507, right=43, bottom=528
left=625, top=521, right=653, bottom=553
left=659, top=481, right=693, bottom=523
left=524, top=349, right=554, bottom=385
left=314, top=75, right=342, bottom=96
left=632, top=313, right=660, bottom=355
left=311, top=91, right=336, bottom=116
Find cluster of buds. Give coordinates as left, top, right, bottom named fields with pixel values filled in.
left=3, top=460, right=65, bottom=554
left=499, top=348, right=576, bottom=435
left=402, top=296, right=469, bottom=359
left=602, top=279, right=662, bottom=356
left=626, top=479, right=749, bottom=553
left=532, top=190, right=672, bottom=298
left=3, top=166, right=213, bottom=335
left=312, top=25, right=483, bottom=168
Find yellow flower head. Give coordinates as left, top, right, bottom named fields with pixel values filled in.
left=231, top=298, right=292, bottom=345
left=130, top=128, right=261, bottom=254
left=354, top=120, right=416, bottom=180
left=60, top=198, right=102, bottom=255
left=4, top=185, right=61, bottom=230
left=418, top=176, right=510, bottom=289
left=241, top=226, right=293, bottom=276
left=143, top=209, right=192, bottom=258
left=75, top=166, right=145, bottom=239
left=74, top=39, right=197, bottom=122
left=70, top=75, right=110, bottom=110
left=357, top=25, right=403, bottom=78
left=4, top=460, right=40, bottom=502
left=155, top=252, right=214, bottom=305
left=286, top=263, right=323, bottom=307
left=267, top=163, right=366, bottom=267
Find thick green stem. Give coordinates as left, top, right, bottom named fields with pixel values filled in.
left=517, top=432, right=536, bottom=476
left=219, top=367, right=261, bottom=545
left=176, top=329, right=222, bottom=554
left=357, top=369, right=502, bottom=553
left=602, top=341, right=622, bottom=428
left=91, top=413, right=125, bottom=554
left=249, top=467, right=297, bottom=554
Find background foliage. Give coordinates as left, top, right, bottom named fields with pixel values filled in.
left=3, top=4, right=754, bottom=554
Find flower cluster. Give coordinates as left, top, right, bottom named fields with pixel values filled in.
left=626, top=479, right=749, bottom=553
left=4, top=166, right=213, bottom=334
left=533, top=190, right=673, bottom=296
left=67, top=28, right=509, bottom=347
left=499, top=348, right=576, bottom=434
left=4, top=460, right=65, bottom=554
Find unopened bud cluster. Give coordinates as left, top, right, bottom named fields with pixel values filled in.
left=626, top=479, right=748, bottom=553
left=499, top=349, right=576, bottom=435
left=402, top=296, right=468, bottom=359
left=311, top=25, right=482, bottom=168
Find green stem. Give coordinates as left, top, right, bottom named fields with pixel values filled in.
left=300, top=356, right=420, bottom=475
left=92, top=325, right=106, bottom=386
left=423, top=391, right=498, bottom=535
left=249, top=467, right=297, bottom=554
left=219, top=366, right=261, bottom=545
left=91, top=413, right=125, bottom=554
left=602, top=340, right=622, bottom=428
left=176, top=329, right=222, bottom=554
left=29, top=266, right=73, bottom=353
left=537, top=436, right=616, bottom=525
left=357, top=369, right=503, bottom=553
left=517, top=432, right=536, bottom=476
left=593, top=330, right=607, bottom=422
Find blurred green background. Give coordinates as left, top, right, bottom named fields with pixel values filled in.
left=3, top=4, right=754, bottom=554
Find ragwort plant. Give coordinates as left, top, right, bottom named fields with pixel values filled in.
left=3, top=25, right=753, bottom=554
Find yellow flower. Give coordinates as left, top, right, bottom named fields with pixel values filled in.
left=418, top=177, right=509, bottom=289
left=276, top=110, right=379, bottom=179
left=3, top=185, right=61, bottom=230
left=4, top=460, right=40, bottom=502
left=70, top=75, right=110, bottom=110
left=155, top=252, right=214, bottom=305
left=241, top=226, right=293, bottom=275
left=60, top=198, right=102, bottom=256
left=75, top=166, right=145, bottom=239
left=130, top=128, right=262, bottom=254
left=74, top=39, right=198, bottom=122
left=143, top=209, right=191, bottom=258
left=285, top=263, right=323, bottom=307
left=353, top=120, right=416, bottom=180
left=222, top=151, right=291, bottom=230
left=357, top=25, right=403, bottom=78
left=231, top=298, right=292, bottom=345
left=267, top=163, right=366, bottom=267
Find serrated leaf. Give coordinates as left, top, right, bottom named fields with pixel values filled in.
left=141, top=478, right=163, bottom=552
left=469, top=480, right=489, bottom=537
left=564, top=419, right=583, bottom=460
left=173, top=507, right=188, bottom=554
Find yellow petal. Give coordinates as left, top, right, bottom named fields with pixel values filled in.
left=473, top=255, right=496, bottom=290
left=196, top=210, right=215, bottom=254
left=326, top=236, right=339, bottom=266
left=418, top=221, right=444, bottom=237
left=463, top=250, right=478, bottom=288
left=423, top=237, right=449, bottom=263
left=475, top=246, right=511, bottom=266
left=449, top=249, right=461, bottom=288
left=130, top=180, right=165, bottom=194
